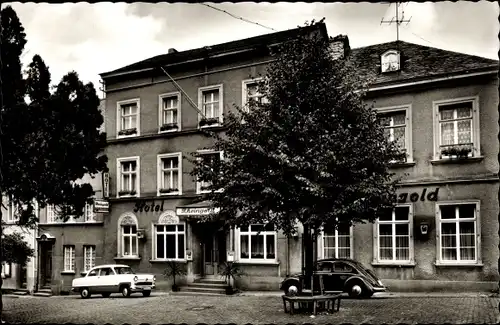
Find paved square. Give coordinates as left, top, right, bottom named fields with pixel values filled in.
left=3, top=292, right=499, bottom=324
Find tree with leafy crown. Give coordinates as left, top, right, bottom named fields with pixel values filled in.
left=190, top=19, right=405, bottom=287
left=0, top=6, right=107, bottom=321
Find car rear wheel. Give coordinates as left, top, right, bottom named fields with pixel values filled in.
left=142, top=290, right=151, bottom=297
left=347, top=282, right=365, bottom=298
left=283, top=281, right=300, bottom=296
left=80, top=288, right=91, bottom=299
left=121, top=285, right=131, bottom=297
left=102, top=293, right=111, bottom=298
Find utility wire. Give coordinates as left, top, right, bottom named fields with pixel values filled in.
left=199, top=3, right=277, bottom=32
left=402, top=24, right=435, bottom=46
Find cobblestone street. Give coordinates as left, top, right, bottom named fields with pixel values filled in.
left=3, top=292, right=500, bottom=324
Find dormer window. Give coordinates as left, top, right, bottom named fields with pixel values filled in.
left=381, top=50, right=400, bottom=73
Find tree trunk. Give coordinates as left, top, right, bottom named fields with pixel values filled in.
left=303, top=224, right=314, bottom=296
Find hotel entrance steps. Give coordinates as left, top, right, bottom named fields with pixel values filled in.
left=173, top=278, right=228, bottom=296
left=12, top=289, right=29, bottom=296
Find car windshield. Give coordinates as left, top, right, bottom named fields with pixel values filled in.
left=114, top=267, right=135, bottom=274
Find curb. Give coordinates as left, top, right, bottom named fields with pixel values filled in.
left=237, top=291, right=495, bottom=298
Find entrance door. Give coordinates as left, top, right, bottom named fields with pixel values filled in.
left=39, top=243, right=53, bottom=287
left=202, top=229, right=226, bottom=276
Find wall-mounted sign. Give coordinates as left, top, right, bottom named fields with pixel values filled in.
left=186, top=250, right=193, bottom=261
left=226, top=251, right=235, bottom=262
left=102, top=173, right=110, bottom=198
left=94, top=199, right=109, bottom=213
left=176, top=207, right=220, bottom=216
left=134, top=200, right=165, bottom=213
left=396, top=188, right=439, bottom=203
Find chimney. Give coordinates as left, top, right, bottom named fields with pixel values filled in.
left=329, top=34, right=350, bottom=60
left=168, top=48, right=178, bottom=54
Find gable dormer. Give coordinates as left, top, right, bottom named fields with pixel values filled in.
left=381, top=49, right=401, bottom=73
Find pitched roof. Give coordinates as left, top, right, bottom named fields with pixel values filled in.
left=349, top=40, right=498, bottom=87
left=100, top=23, right=328, bottom=78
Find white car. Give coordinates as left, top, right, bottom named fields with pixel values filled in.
left=71, top=264, right=155, bottom=299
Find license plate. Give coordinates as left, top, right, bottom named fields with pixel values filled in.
left=143, top=286, right=151, bottom=291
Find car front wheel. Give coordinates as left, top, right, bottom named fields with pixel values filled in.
left=121, top=286, right=131, bottom=297
left=283, top=282, right=300, bottom=296
left=347, top=282, right=364, bottom=298
left=80, top=288, right=91, bottom=299
left=142, top=290, right=151, bottom=297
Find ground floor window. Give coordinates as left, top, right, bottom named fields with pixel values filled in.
left=374, top=204, right=414, bottom=264
left=83, top=245, right=96, bottom=272
left=322, top=224, right=352, bottom=259
left=437, top=201, right=480, bottom=264
left=122, top=225, right=138, bottom=257
left=155, top=224, right=185, bottom=260
left=1, top=262, right=12, bottom=278
left=63, top=245, right=75, bottom=272
left=238, top=224, right=276, bottom=261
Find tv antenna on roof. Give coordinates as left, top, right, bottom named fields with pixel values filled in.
left=380, top=2, right=412, bottom=42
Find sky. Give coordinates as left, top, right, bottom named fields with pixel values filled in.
left=4, top=1, right=499, bottom=98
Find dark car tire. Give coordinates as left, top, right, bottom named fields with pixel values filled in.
left=121, top=285, right=131, bottom=297
left=142, top=290, right=151, bottom=297
left=347, top=282, right=366, bottom=298
left=102, top=293, right=111, bottom=298
left=80, top=288, right=91, bottom=299
left=283, top=281, right=301, bottom=296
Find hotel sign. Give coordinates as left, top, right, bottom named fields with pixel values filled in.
left=94, top=199, right=109, bottom=213
left=176, top=207, right=220, bottom=216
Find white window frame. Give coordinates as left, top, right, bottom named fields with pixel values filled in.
left=381, top=50, right=400, bottom=73
left=152, top=222, right=186, bottom=261
left=116, top=98, right=140, bottom=138
left=63, top=245, right=75, bottom=272
left=6, top=200, right=19, bottom=223
left=158, top=92, right=181, bottom=133
left=242, top=78, right=265, bottom=113
left=1, top=262, right=12, bottom=278
left=84, top=203, right=96, bottom=222
left=157, top=153, right=183, bottom=196
left=195, top=150, right=224, bottom=194
left=376, top=105, right=413, bottom=163
left=117, top=212, right=139, bottom=258
left=198, top=84, right=224, bottom=127
left=432, top=96, right=480, bottom=160
left=319, top=225, right=354, bottom=259
left=373, top=203, right=414, bottom=265
left=236, top=224, right=277, bottom=264
left=435, top=200, right=481, bottom=266
left=46, top=204, right=76, bottom=223
left=83, top=245, right=96, bottom=272
left=117, top=156, right=140, bottom=198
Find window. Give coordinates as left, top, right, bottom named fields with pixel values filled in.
left=242, top=78, right=265, bottom=112
left=118, top=213, right=139, bottom=257
left=238, top=224, right=277, bottom=262
left=377, top=105, right=412, bottom=162
left=434, top=97, right=480, bottom=159
left=116, top=99, right=140, bottom=137
left=46, top=205, right=75, bottom=223
left=157, top=153, right=182, bottom=196
left=7, top=200, right=19, bottom=223
left=321, top=224, right=353, bottom=259
left=83, top=245, right=96, bottom=272
left=155, top=224, right=185, bottom=260
left=84, top=203, right=96, bottom=222
left=198, top=85, right=223, bottom=127
left=117, top=157, right=140, bottom=197
left=381, top=50, right=400, bottom=73
left=374, top=204, right=414, bottom=264
left=159, top=92, right=181, bottom=132
left=437, top=202, right=480, bottom=264
left=196, top=151, right=223, bottom=194
left=1, top=263, right=12, bottom=278
left=63, top=245, right=75, bottom=272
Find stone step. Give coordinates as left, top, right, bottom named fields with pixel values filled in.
left=171, top=291, right=226, bottom=297
left=180, top=286, right=226, bottom=294
left=13, top=290, right=29, bottom=296
left=33, top=292, right=52, bottom=297
left=194, top=279, right=226, bottom=285
left=186, top=282, right=228, bottom=289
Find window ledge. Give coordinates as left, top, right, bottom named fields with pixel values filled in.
left=114, top=256, right=141, bottom=261
left=430, top=156, right=484, bottom=165
left=434, top=262, right=483, bottom=267
left=389, top=161, right=416, bottom=168
left=61, top=271, right=76, bottom=275
left=149, top=259, right=187, bottom=264
left=371, top=262, right=416, bottom=267
left=235, top=261, right=280, bottom=266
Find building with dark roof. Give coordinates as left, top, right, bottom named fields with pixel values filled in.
left=93, top=22, right=498, bottom=294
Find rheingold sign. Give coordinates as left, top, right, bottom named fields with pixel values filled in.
left=396, top=188, right=439, bottom=203
left=176, top=207, right=220, bottom=216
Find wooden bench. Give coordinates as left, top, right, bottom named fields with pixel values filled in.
left=282, top=293, right=342, bottom=315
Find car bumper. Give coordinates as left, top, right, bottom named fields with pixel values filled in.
left=130, top=284, right=155, bottom=292
left=372, top=286, right=386, bottom=293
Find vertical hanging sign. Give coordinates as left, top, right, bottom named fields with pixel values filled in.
left=103, top=172, right=110, bottom=198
